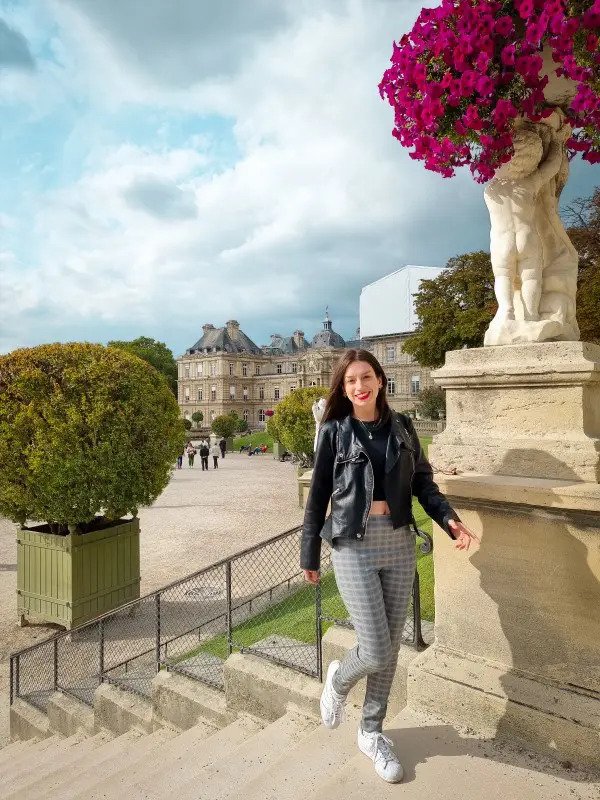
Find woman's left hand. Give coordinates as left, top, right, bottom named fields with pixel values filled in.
left=448, top=520, right=480, bottom=551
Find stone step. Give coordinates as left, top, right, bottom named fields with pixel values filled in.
left=113, top=714, right=265, bottom=800
left=0, top=734, right=69, bottom=783
left=0, top=739, right=31, bottom=769
left=65, top=727, right=177, bottom=800
left=6, top=729, right=144, bottom=800
left=173, top=710, right=319, bottom=800
left=227, top=707, right=362, bottom=800
left=0, top=731, right=110, bottom=796
left=309, top=707, right=600, bottom=800
left=0, top=734, right=59, bottom=776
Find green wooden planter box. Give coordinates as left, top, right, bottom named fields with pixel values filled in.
left=17, top=518, right=140, bottom=630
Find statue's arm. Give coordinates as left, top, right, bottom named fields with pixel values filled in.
left=535, top=138, right=563, bottom=186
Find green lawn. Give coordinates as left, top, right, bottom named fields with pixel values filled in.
left=232, top=431, right=275, bottom=452
left=171, top=435, right=435, bottom=664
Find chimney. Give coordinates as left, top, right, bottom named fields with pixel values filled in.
left=293, top=330, right=305, bottom=349
left=226, top=320, right=240, bottom=339
left=202, top=323, right=215, bottom=334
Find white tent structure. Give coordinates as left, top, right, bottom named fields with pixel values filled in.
left=359, top=264, right=445, bottom=337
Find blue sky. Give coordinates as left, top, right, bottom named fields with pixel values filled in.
left=1, top=0, right=598, bottom=357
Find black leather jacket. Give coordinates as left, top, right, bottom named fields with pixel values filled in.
left=300, top=412, right=460, bottom=571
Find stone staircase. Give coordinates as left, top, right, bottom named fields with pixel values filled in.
left=3, top=646, right=598, bottom=799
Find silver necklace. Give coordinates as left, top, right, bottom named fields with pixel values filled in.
left=354, top=416, right=380, bottom=440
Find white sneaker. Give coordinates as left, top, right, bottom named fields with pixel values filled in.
left=357, top=726, right=404, bottom=783
left=320, top=660, right=346, bottom=729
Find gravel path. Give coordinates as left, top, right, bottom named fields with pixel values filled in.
left=0, top=453, right=304, bottom=744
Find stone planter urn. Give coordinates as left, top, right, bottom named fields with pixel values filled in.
left=17, top=518, right=140, bottom=629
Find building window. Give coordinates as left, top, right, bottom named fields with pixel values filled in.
left=292, top=362, right=297, bottom=373
left=197, top=388, right=203, bottom=401
left=242, top=363, right=248, bottom=376
left=243, top=386, right=249, bottom=400
left=229, top=363, right=234, bottom=376
left=184, top=387, right=190, bottom=401
left=309, top=381, right=316, bottom=387
left=211, top=385, right=217, bottom=401
left=386, top=345, right=395, bottom=363
left=290, top=384, right=296, bottom=392
left=411, top=375, right=421, bottom=396
left=255, top=365, right=260, bottom=375
left=387, top=376, right=396, bottom=395
left=259, top=386, right=265, bottom=400
left=197, top=364, right=203, bottom=377
left=243, top=409, right=249, bottom=422
left=274, top=387, right=280, bottom=400
left=258, top=409, right=265, bottom=423
left=229, top=384, right=236, bottom=399
left=210, top=363, right=216, bottom=377
left=277, top=363, right=282, bottom=374
left=184, top=366, right=190, bottom=378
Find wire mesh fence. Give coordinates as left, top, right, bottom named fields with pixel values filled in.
left=9, top=522, right=433, bottom=712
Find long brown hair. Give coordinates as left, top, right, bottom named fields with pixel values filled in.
left=322, top=349, right=392, bottom=423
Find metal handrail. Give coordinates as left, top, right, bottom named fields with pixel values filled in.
left=9, top=522, right=431, bottom=711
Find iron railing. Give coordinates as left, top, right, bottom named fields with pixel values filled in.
left=9, top=523, right=433, bottom=713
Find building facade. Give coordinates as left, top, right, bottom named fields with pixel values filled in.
left=177, top=311, right=433, bottom=428
left=177, top=316, right=345, bottom=428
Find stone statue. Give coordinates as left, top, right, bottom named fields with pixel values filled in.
left=312, top=397, right=327, bottom=452
left=483, top=111, right=579, bottom=345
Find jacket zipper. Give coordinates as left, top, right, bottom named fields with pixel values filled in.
left=361, top=448, right=374, bottom=534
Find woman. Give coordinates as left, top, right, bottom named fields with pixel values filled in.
left=300, top=349, right=478, bottom=784
left=210, top=441, right=220, bottom=469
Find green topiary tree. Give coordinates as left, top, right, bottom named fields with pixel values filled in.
left=211, top=414, right=237, bottom=439
left=267, top=387, right=327, bottom=465
left=183, top=418, right=193, bottom=430
left=417, top=386, right=446, bottom=420
left=191, top=411, right=204, bottom=427
left=0, top=343, right=186, bottom=532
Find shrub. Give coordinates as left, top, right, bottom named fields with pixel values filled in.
left=183, top=418, right=193, bottom=430
left=191, top=411, right=204, bottom=427
left=211, top=414, right=237, bottom=439
left=417, top=386, right=446, bottom=420
left=267, top=387, right=328, bottom=465
left=0, top=343, right=186, bottom=531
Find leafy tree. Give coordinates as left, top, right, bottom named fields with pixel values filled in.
left=235, top=418, right=248, bottom=433
left=0, top=343, right=185, bottom=532
left=212, top=414, right=237, bottom=439
left=191, top=411, right=204, bottom=427
left=417, top=386, right=446, bottom=419
left=267, top=387, right=327, bottom=465
left=183, top=418, right=193, bottom=430
left=565, top=189, right=600, bottom=343
left=403, top=252, right=496, bottom=368
left=108, top=336, right=178, bottom=395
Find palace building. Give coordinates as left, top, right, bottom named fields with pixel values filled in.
left=177, top=264, right=443, bottom=428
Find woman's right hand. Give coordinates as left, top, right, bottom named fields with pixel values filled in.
left=303, top=569, right=320, bottom=585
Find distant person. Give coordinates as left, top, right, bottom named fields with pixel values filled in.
left=199, top=442, right=209, bottom=471
left=177, top=447, right=184, bottom=469
left=210, top=442, right=220, bottom=469
left=186, top=444, right=196, bottom=468
left=219, top=437, right=227, bottom=458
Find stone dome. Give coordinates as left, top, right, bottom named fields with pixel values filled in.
left=311, top=309, right=346, bottom=349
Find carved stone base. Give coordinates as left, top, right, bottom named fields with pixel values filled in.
left=484, top=317, right=578, bottom=346
left=429, top=342, right=600, bottom=482
left=407, top=473, right=600, bottom=771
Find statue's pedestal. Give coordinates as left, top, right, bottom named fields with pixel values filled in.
left=408, top=343, right=600, bottom=770
left=429, top=342, right=600, bottom=482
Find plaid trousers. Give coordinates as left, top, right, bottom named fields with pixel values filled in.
left=331, top=515, right=416, bottom=732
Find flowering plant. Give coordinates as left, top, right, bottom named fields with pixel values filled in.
left=379, top=0, right=600, bottom=182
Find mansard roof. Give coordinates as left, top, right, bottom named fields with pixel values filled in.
left=186, top=323, right=262, bottom=355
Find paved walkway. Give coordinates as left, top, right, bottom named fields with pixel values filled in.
left=0, top=453, right=304, bottom=744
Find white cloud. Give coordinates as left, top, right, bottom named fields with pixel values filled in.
left=3, top=0, right=496, bottom=354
